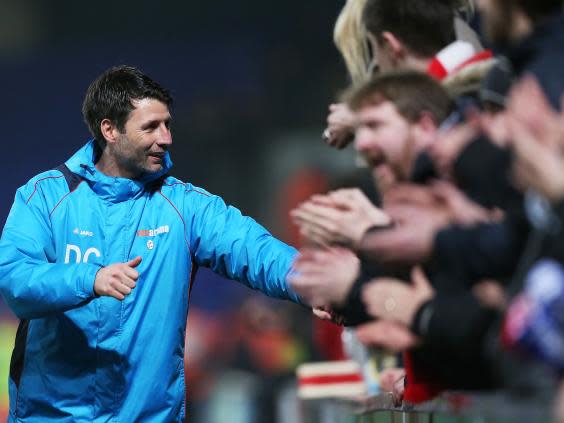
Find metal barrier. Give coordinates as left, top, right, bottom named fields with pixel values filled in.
left=299, top=392, right=553, bottom=423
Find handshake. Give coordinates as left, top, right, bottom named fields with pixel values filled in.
left=288, top=183, right=498, bottom=351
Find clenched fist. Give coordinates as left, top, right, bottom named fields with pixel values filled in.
left=94, top=256, right=142, bottom=300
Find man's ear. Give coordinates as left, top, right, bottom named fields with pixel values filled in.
left=100, top=119, right=120, bottom=145
left=381, top=31, right=405, bottom=62
left=413, top=112, right=438, bottom=151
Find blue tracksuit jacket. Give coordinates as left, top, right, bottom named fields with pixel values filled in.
left=0, top=140, right=301, bottom=422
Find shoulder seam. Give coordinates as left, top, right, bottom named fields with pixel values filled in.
left=185, top=188, right=211, bottom=197
left=26, top=175, right=64, bottom=205
left=162, top=181, right=186, bottom=187
left=49, top=180, right=85, bottom=218
left=157, top=191, right=191, bottom=254
left=162, top=180, right=212, bottom=197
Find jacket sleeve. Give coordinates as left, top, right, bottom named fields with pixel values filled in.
left=186, top=190, right=303, bottom=304
left=0, top=183, right=101, bottom=320
left=411, top=293, right=500, bottom=357
left=431, top=218, right=529, bottom=286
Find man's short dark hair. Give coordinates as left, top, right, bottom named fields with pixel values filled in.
left=348, top=71, right=453, bottom=125
left=82, top=65, right=173, bottom=149
left=363, top=0, right=457, bottom=58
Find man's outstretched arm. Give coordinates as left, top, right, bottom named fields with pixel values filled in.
left=186, top=189, right=303, bottom=304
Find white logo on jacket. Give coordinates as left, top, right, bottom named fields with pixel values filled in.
left=73, top=228, right=94, bottom=237
left=64, top=244, right=101, bottom=263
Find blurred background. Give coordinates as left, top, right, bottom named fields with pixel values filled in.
left=0, top=0, right=360, bottom=421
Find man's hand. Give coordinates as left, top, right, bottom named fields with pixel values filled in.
left=504, top=76, right=564, bottom=201
left=508, top=111, right=564, bottom=201
left=380, top=367, right=406, bottom=405
left=380, top=367, right=406, bottom=393
left=358, top=201, right=451, bottom=265
left=323, top=103, right=356, bottom=149
left=506, top=75, right=564, bottom=151
left=355, top=320, right=419, bottom=352
left=312, top=307, right=345, bottom=325
left=94, top=256, right=142, bottom=300
left=429, top=180, right=501, bottom=226
left=361, top=267, right=434, bottom=327
left=291, top=188, right=390, bottom=248
left=288, top=247, right=360, bottom=308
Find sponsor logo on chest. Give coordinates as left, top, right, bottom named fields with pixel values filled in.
left=137, top=225, right=170, bottom=237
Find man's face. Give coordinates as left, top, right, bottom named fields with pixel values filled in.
left=112, top=98, right=172, bottom=178
left=476, top=0, right=517, bottom=45
left=354, top=101, right=416, bottom=190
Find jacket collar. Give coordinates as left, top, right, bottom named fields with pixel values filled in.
left=65, top=140, right=173, bottom=202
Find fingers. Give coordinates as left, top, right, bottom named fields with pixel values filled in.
left=355, top=320, right=419, bottom=352
left=101, top=282, right=128, bottom=301
left=355, top=320, right=387, bottom=344
left=107, top=269, right=137, bottom=297
left=295, top=248, right=331, bottom=264
left=380, top=368, right=406, bottom=393
left=324, top=103, right=356, bottom=149
left=312, top=307, right=333, bottom=321
left=324, top=130, right=354, bottom=150
left=292, top=260, right=328, bottom=276
left=292, top=194, right=388, bottom=247
left=114, top=280, right=133, bottom=296
left=429, top=179, right=458, bottom=199
left=293, top=202, right=345, bottom=224
left=290, top=248, right=359, bottom=307
left=121, top=273, right=138, bottom=289
left=329, top=187, right=362, bottom=200
left=328, top=188, right=373, bottom=211
left=127, top=256, right=142, bottom=268
left=411, top=266, right=432, bottom=294
left=292, top=209, right=347, bottom=246
left=298, top=223, right=333, bottom=247
left=392, top=376, right=406, bottom=406
left=108, top=290, right=126, bottom=301
left=294, top=248, right=357, bottom=271
left=289, top=269, right=328, bottom=302
left=309, top=194, right=339, bottom=208
left=123, top=265, right=140, bottom=281
left=312, top=307, right=345, bottom=324
left=94, top=258, right=142, bottom=301
left=327, top=103, right=355, bottom=126
left=509, top=76, right=552, bottom=127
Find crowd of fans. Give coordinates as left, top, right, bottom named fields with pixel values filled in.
left=285, top=0, right=564, bottom=417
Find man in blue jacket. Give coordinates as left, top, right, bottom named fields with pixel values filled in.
left=0, top=65, right=302, bottom=422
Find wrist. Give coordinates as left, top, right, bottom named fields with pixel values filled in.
left=90, top=265, right=104, bottom=298
left=333, top=266, right=361, bottom=308
left=410, top=299, right=434, bottom=337
left=355, top=221, right=395, bottom=253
